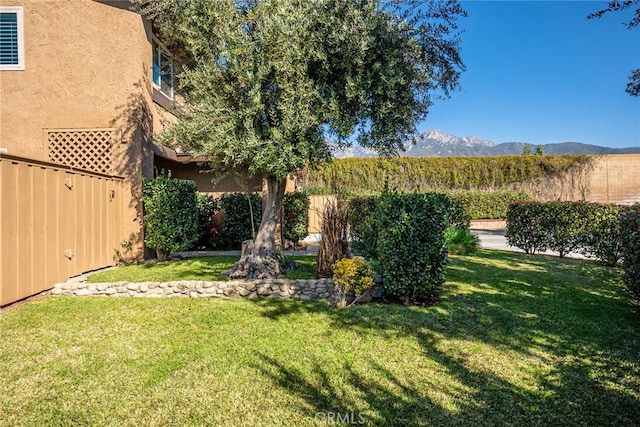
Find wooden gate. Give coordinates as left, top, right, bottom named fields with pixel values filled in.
left=0, top=155, right=124, bottom=306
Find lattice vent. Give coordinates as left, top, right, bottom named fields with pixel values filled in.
left=47, top=129, right=114, bottom=174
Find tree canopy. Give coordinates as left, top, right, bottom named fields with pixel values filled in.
left=141, top=0, right=466, bottom=177
left=139, top=0, right=466, bottom=277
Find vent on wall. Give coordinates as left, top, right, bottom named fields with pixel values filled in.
left=47, top=129, right=115, bottom=174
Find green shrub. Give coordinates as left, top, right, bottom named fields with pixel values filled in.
left=506, top=202, right=549, bottom=254
left=347, top=191, right=509, bottom=258
left=191, top=194, right=220, bottom=250
left=540, top=201, right=591, bottom=258
left=332, top=257, right=375, bottom=307
left=142, top=174, right=199, bottom=260
left=347, top=196, right=379, bottom=259
left=283, top=192, right=310, bottom=244
left=445, top=227, right=479, bottom=255
left=508, top=201, right=626, bottom=261
left=507, top=201, right=591, bottom=257
left=375, top=192, right=450, bottom=304
left=580, top=203, right=624, bottom=266
left=620, top=204, right=640, bottom=303
left=347, top=190, right=529, bottom=238
left=219, top=193, right=262, bottom=249
left=446, top=196, right=471, bottom=229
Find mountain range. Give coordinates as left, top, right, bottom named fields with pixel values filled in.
left=331, top=129, right=640, bottom=158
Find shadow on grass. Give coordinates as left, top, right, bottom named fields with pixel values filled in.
left=251, top=354, right=461, bottom=425
left=257, top=298, right=330, bottom=320
left=87, top=255, right=319, bottom=283
left=253, top=250, right=640, bottom=425
left=87, top=256, right=238, bottom=282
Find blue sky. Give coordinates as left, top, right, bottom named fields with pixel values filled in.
left=420, top=1, right=640, bottom=148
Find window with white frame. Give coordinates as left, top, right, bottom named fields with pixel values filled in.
left=0, top=6, right=24, bottom=70
left=152, top=37, right=173, bottom=99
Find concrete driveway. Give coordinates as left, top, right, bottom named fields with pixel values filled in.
left=470, top=227, right=511, bottom=251
left=470, top=227, right=585, bottom=259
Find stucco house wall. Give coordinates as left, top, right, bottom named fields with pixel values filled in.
left=0, top=0, right=168, bottom=261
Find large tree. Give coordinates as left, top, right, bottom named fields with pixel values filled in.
left=588, top=0, right=640, bottom=96
left=140, top=0, right=466, bottom=278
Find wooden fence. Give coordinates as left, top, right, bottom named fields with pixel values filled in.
left=1, top=155, right=125, bottom=306
left=308, top=194, right=337, bottom=234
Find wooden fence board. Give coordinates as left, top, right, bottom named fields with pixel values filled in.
left=0, top=155, right=125, bottom=306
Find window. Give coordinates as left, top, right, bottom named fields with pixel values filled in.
left=152, top=37, right=173, bottom=99
left=0, top=6, right=24, bottom=70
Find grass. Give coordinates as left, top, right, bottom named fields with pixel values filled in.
left=87, top=255, right=317, bottom=283
left=1, top=250, right=639, bottom=426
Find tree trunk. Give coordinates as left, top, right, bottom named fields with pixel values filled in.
left=222, top=176, right=287, bottom=279
left=156, top=249, right=168, bottom=261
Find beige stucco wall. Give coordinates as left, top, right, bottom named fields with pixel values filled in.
left=0, top=0, right=168, bottom=261
left=531, top=154, right=640, bottom=204
left=585, top=154, right=640, bottom=204
left=154, top=156, right=265, bottom=196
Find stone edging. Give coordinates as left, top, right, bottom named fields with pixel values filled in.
left=52, top=278, right=336, bottom=301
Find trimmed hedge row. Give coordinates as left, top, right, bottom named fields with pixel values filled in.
left=191, top=192, right=313, bottom=250
left=192, top=194, right=220, bottom=249
left=581, top=203, right=626, bottom=266
left=621, top=205, right=640, bottom=303
left=506, top=201, right=627, bottom=262
left=446, top=190, right=531, bottom=221
left=348, top=192, right=476, bottom=259
left=507, top=201, right=640, bottom=304
left=187, top=192, right=263, bottom=250
left=305, top=155, right=593, bottom=194
left=347, top=190, right=530, bottom=241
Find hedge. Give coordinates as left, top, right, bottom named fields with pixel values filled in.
left=446, top=190, right=531, bottom=220
left=580, top=203, right=625, bottom=266
left=142, top=175, right=199, bottom=259
left=542, top=201, right=592, bottom=257
left=219, top=193, right=262, bottom=249
left=506, top=201, right=628, bottom=263
left=348, top=193, right=467, bottom=258
left=305, top=155, right=593, bottom=194
left=374, top=192, right=450, bottom=304
left=621, top=205, right=640, bottom=303
left=283, top=192, right=310, bottom=244
left=505, top=202, right=550, bottom=255
left=191, top=194, right=220, bottom=250
left=348, top=191, right=530, bottom=247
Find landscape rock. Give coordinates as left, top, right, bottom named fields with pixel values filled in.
left=51, top=275, right=355, bottom=305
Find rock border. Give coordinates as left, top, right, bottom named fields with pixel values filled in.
left=52, top=278, right=336, bottom=301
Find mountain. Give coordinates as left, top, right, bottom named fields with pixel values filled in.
left=403, top=130, right=496, bottom=156
left=496, top=142, right=640, bottom=155
left=331, top=130, right=640, bottom=158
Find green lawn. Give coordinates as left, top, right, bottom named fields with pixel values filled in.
left=1, top=250, right=639, bottom=426
left=87, top=255, right=317, bottom=282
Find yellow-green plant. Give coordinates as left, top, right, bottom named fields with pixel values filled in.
left=332, top=257, right=375, bottom=307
